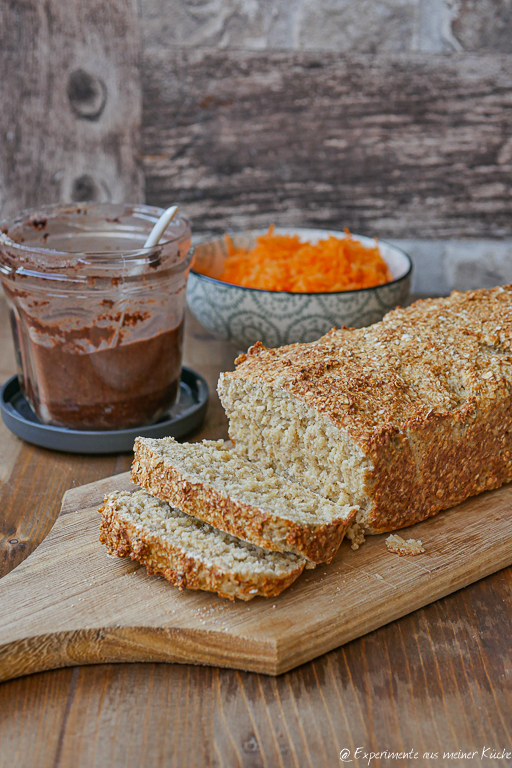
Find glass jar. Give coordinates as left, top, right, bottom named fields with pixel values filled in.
left=0, top=203, right=193, bottom=431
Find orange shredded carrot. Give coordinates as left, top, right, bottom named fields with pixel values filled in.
left=213, top=226, right=392, bottom=292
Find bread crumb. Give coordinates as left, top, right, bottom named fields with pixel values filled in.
left=347, top=522, right=366, bottom=550
left=386, top=534, right=425, bottom=556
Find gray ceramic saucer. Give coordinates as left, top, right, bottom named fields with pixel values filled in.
left=0, top=367, right=208, bottom=454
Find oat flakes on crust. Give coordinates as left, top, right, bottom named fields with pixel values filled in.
left=219, top=285, right=512, bottom=535
left=99, top=490, right=306, bottom=601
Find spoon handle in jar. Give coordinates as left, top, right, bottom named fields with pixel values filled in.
left=144, top=205, right=179, bottom=249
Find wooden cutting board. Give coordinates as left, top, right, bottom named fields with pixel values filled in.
left=1, top=471, right=512, bottom=681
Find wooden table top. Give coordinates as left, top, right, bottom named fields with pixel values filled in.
left=1, top=295, right=511, bottom=768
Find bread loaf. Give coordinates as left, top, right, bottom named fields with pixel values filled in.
left=99, top=490, right=306, bottom=600
left=131, top=437, right=357, bottom=563
left=218, top=286, right=512, bottom=538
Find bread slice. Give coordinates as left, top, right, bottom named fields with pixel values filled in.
left=99, top=490, right=306, bottom=601
left=131, top=437, right=357, bottom=563
left=218, top=285, right=512, bottom=537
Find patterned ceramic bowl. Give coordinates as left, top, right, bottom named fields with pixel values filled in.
left=187, top=228, right=412, bottom=350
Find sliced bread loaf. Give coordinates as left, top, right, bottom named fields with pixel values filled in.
left=99, top=490, right=306, bottom=601
left=218, top=285, right=512, bottom=537
left=131, top=437, right=357, bottom=563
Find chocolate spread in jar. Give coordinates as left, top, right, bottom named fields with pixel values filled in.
left=22, top=320, right=184, bottom=431
left=0, top=203, right=194, bottom=431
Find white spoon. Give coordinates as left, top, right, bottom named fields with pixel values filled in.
left=144, top=205, right=179, bottom=249
left=111, top=205, right=180, bottom=347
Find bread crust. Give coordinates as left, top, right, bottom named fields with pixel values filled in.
left=131, top=438, right=356, bottom=563
left=219, top=285, right=512, bottom=532
left=367, top=395, right=512, bottom=531
left=99, top=493, right=305, bottom=601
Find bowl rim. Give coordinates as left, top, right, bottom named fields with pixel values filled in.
left=190, top=229, right=412, bottom=297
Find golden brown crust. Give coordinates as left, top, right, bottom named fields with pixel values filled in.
left=220, top=285, right=512, bottom=531
left=131, top=439, right=356, bottom=563
left=99, top=494, right=305, bottom=601
left=367, top=395, right=512, bottom=531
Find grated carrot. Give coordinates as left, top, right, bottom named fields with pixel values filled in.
left=213, top=226, right=392, bottom=292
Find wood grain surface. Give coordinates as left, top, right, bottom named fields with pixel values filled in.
left=4, top=1, right=512, bottom=252
left=3, top=467, right=512, bottom=682
left=2, top=1, right=512, bottom=761
left=0, top=0, right=143, bottom=219
left=139, top=0, right=512, bottom=55
left=142, top=49, right=512, bottom=239
left=1, top=294, right=512, bottom=766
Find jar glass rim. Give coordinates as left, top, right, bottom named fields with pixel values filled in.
left=0, top=202, right=191, bottom=261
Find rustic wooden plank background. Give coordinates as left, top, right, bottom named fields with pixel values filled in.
left=2, top=1, right=512, bottom=244
left=2, top=2, right=512, bottom=764
left=141, top=49, right=512, bottom=239
left=0, top=0, right=144, bottom=219
left=139, top=0, right=512, bottom=54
